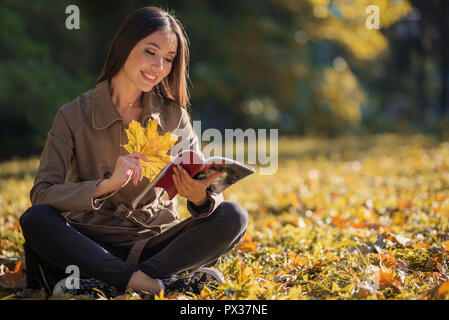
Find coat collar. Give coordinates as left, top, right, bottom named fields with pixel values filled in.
left=91, top=79, right=165, bottom=132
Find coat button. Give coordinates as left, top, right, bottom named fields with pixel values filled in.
left=103, top=171, right=112, bottom=179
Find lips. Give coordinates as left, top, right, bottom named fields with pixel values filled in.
left=141, top=71, right=158, bottom=83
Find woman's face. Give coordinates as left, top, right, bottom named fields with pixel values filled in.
left=122, top=29, right=178, bottom=92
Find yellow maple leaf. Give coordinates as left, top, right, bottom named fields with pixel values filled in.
left=122, top=119, right=178, bottom=181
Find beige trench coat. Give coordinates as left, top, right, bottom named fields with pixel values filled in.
left=30, top=80, right=224, bottom=263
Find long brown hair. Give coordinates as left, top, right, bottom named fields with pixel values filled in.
left=95, top=6, right=191, bottom=109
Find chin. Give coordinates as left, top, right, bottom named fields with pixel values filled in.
left=137, top=80, right=155, bottom=92
left=141, top=85, right=154, bottom=93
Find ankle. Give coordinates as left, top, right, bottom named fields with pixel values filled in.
left=127, top=270, right=161, bottom=294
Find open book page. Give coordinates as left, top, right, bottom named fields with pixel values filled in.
left=131, top=150, right=255, bottom=208
left=194, top=157, right=255, bottom=194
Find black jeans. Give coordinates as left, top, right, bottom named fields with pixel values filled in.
left=19, top=201, right=248, bottom=293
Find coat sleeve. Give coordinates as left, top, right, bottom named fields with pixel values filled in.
left=30, top=107, right=112, bottom=212
left=175, top=107, right=224, bottom=219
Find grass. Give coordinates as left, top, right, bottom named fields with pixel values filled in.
left=1, top=134, right=449, bottom=300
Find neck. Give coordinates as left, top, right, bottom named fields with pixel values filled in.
left=110, top=70, right=142, bottom=109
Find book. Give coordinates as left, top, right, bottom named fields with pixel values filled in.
left=131, top=150, right=256, bottom=209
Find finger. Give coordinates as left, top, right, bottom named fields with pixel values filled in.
left=139, top=165, right=144, bottom=181
left=125, top=157, right=140, bottom=168
left=177, top=165, right=195, bottom=184
left=172, top=173, right=184, bottom=196
left=125, top=158, right=140, bottom=185
left=177, top=166, right=198, bottom=193
left=128, top=152, right=150, bottom=162
left=136, top=158, right=146, bottom=181
left=174, top=165, right=188, bottom=186
left=136, top=161, right=143, bottom=185
left=175, top=166, right=195, bottom=194
left=130, top=152, right=149, bottom=162
left=122, top=168, right=134, bottom=187
left=175, top=175, right=187, bottom=197
left=173, top=173, right=188, bottom=197
left=127, top=158, right=142, bottom=185
left=134, top=165, right=140, bottom=186
left=131, top=163, right=139, bottom=186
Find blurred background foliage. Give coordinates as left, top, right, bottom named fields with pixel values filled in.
left=1, top=0, right=448, bottom=160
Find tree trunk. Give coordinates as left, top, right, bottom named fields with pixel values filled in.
left=440, top=0, right=449, bottom=117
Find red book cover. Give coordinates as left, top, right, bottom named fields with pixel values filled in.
left=154, top=150, right=206, bottom=200
left=131, top=150, right=255, bottom=209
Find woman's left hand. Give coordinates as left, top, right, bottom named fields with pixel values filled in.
left=172, top=164, right=223, bottom=206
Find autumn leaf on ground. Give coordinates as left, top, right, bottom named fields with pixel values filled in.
left=442, top=241, right=449, bottom=252
left=427, top=279, right=449, bottom=299
left=437, top=281, right=449, bottom=295
left=378, top=251, right=398, bottom=269
left=374, top=268, right=403, bottom=293
left=200, top=285, right=212, bottom=299
left=287, top=252, right=308, bottom=268
left=122, top=119, right=178, bottom=181
left=236, top=233, right=258, bottom=253
left=385, top=232, right=414, bottom=248
left=0, top=260, right=25, bottom=288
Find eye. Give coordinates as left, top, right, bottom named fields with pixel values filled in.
left=145, top=49, right=173, bottom=62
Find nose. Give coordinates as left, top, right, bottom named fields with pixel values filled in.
left=151, top=57, right=163, bottom=71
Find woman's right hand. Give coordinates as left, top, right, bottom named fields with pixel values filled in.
left=108, top=152, right=149, bottom=189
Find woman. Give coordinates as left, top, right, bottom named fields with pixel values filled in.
left=19, top=6, right=248, bottom=298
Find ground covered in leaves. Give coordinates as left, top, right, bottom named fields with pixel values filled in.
left=2, top=134, right=449, bottom=300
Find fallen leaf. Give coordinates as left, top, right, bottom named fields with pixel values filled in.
left=442, top=241, right=449, bottom=252
left=374, top=268, right=402, bottom=293
left=200, top=285, right=211, bottom=298
left=0, top=260, right=25, bottom=288
left=355, top=282, right=374, bottom=298
left=287, top=252, right=308, bottom=268
left=385, top=232, right=414, bottom=247
left=236, top=241, right=258, bottom=253
left=379, top=251, right=398, bottom=269
left=437, top=281, right=449, bottom=295
left=236, top=233, right=258, bottom=253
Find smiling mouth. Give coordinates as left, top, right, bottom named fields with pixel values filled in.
left=141, top=71, right=158, bottom=83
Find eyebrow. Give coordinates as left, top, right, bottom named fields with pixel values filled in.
left=146, top=42, right=177, bottom=55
